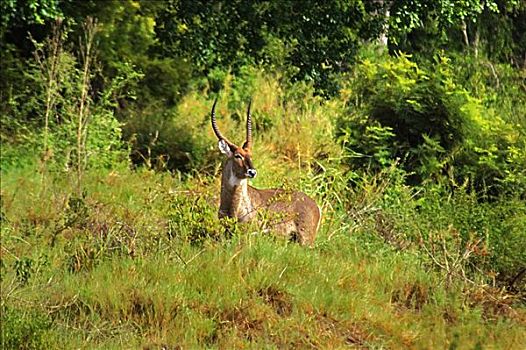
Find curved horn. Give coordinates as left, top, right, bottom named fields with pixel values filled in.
left=211, top=98, right=235, bottom=147
left=244, top=99, right=252, bottom=149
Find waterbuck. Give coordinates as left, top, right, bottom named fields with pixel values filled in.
left=211, top=98, right=321, bottom=245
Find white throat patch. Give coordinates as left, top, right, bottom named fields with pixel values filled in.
left=221, top=160, right=254, bottom=222
left=224, top=160, right=247, bottom=188
left=228, top=172, right=247, bottom=188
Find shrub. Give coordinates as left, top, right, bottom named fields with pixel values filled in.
left=337, top=51, right=526, bottom=197
left=372, top=170, right=526, bottom=290
left=0, top=306, right=52, bottom=350
left=123, top=108, right=214, bottom=172
left=337, top=53, right=467, bottom=181
left=167, top=189, right=240, bottom=244
left=0, top=20, right=135, bottom=179
left=124, top=67, right=339, bottom=173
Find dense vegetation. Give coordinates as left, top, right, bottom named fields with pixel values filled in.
left=1, top=1, right=525, bottom=348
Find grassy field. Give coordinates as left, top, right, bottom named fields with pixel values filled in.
left=1, top=163, right=525, bottom=349
left=2, top=60, right=525, bottom=350
left=2, top=3, right=526, bottom=348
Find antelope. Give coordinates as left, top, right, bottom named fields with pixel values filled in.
left=211, top=98, right=321, bottom=245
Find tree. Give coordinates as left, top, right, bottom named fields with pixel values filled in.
left=384, top=0, right=524, bottom=62
left=154, top=0, right=371, bottom=96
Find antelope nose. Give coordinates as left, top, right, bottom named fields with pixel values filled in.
left=247, top=169, right=257, bottom=178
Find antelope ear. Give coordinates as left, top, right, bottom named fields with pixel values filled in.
left=218, top=140, right=233, bottom=156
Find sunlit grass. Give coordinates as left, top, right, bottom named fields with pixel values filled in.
left=1, top=166, right=525, bottom=349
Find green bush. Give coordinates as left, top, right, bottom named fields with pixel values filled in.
left=0, top=306, right=52, bottom=350
left=1, top=20, right=134, bottom=175
left=370, top=169, right=526, bottom=290
left=167, top=190, right=240, bottom=245
left=338, top=53, right=469, bottom=181
left=123, top=106, right=215, bottom=172
left=136, top=57, right=193, bottom=108
left=337, top=51, right=526, bottom=196
left=449, top=55, right=526, bottom=198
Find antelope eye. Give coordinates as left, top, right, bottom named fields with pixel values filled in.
left=234, top=154, right=243, bottom=160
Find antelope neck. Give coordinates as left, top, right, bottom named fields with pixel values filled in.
left=220, top=160, right=255, bottom=221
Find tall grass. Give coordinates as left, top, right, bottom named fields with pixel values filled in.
left=1, top=50, right=525, bottom=348
left=1, top=161, right=525, bottom=349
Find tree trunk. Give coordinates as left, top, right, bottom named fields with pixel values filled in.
left=461, top=20, right=470, bottom=48
left=373, top=0, right=391, bottom=47
left=473, top=23, right=480, bottom=57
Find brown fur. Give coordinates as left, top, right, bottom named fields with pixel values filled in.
left=218, top=153, right=321, bottom=246
left=211, top=99, right=321, bottom=245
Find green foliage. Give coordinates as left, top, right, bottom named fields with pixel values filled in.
left=1, top=20, right=135, bottom=174
left=14, top=257, right=34, bottom=284
left=0, top=0, right=61, bottom=31
left=1, top=167, right=525, bottom=349
left=338, top=52, right=466, bottom=182
left=447, top=54, right=526, bottom=196
left=136, top=57, right=193, bottom=108
left=123, top=104, right=215, bottom=173
left=1, top=2, right=526, bottom=348
left=0, top=306, right=52, bottom=350
left=167, top=192, right=240, bottom=245
left=376, top=173, right=526, bottom=285
left=337, top=51, right=526, bottom=196
left=387, top=0, right=525, bottom=63
left=155, top=0, right=371, bottom=96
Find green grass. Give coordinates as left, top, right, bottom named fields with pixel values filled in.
left=1, top=166, right=525, bottom=349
